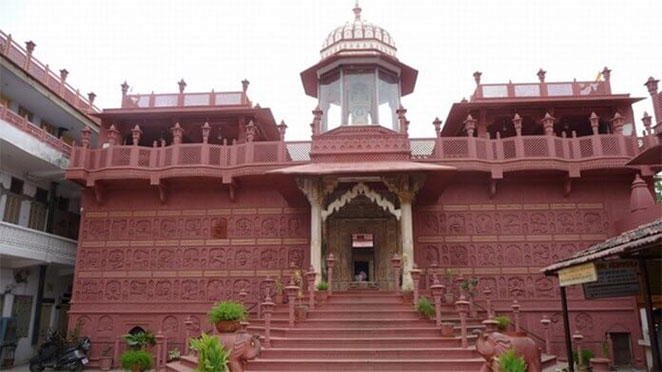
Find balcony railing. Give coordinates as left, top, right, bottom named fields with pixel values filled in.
left=0, top=221, right=78, bottom=265
left=473, top=80, right=610, bottom=101
left=417, top=133, right=639, bottom=161
left=0, top=105, right=72, bottom=156
left=123, top=91, right=250, bottom=109
left=0, top=30, right=100, bottom=115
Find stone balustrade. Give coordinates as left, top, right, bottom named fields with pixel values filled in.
left=0, top=221, right=78, bottom=265
left=0, top=105, right=73, bottom=157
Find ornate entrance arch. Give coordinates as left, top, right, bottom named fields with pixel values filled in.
left=321, top=182, right=401, bottom=220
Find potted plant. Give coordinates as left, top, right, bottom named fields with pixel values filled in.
left=295, top=303, right=308, bottom=321
left=189, top=333, right=228, bottom=372
left=400, top=281, right=414, bottom=303
left=274, top=277, right=284, bottom=304
left=99, top=345, right=113, bottom=371
left=494, top=315, right=511, bottom=333
left=460, top=277, right=479, bottom=317
left=123, top=331, right=156, bottom=350
left=498, top=349, right=527, bottom=372
left=208, top=301, right=247, bottom=333
left=316, top=281, right=329, bottom=303
left=119, top=350, right=153, bottom=372
left=167, top=348, right=181, bottom=362
left=444, top=269, right=457, bottom=304
left=416, top=297, right=435, bottom=320
left=589, top=341, right=611, bottom=372
left=441, top=322, right=455, bottom=337
left=572, top=348, right=595, bottom=370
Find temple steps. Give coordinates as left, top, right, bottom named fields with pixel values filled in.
left=267, top=336, right=465, bottom=348
left=245, top=358, right=485, bottom=371
left=258, top=347, right=478, bottom=359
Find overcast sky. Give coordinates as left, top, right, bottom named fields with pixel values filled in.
left=1, top=0, right=659, bottom=140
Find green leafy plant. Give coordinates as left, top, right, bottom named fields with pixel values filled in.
left=208, top=301, right=247, bottom=324
left=124, top=331, right=156, bottom=350
left=498, top=349, right=527, bottom=372
left=572, top=348, right=595, bottom=366
left=460, top=277, right=479, bottom=298
left=416, top=296, right=435, bottom=319
left=189, top=333, right=229, bottom=372
left=316, top=281, right=329, bottom=291
left=494, top=315, right=511, bottom=332
left=274, top=277, right=284, bottom=295
left=119, top=349, right=153, bottom=372
left=168, top=348, right=181, bottom=362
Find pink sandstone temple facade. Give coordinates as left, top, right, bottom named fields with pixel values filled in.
left=58, top=4, right=661, bottom=371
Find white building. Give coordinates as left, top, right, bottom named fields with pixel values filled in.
left=0, top=31, right=98, bottom=365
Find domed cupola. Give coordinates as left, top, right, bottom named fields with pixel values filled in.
left=320, top=2, right=397, bottom=60
left=300, top=2, right=418, bottom=133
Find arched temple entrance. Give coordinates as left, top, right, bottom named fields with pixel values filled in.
left=324, top=194, right=400, bottom=289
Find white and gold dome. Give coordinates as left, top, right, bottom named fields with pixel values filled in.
left=320, top=2, right=397, bottom=60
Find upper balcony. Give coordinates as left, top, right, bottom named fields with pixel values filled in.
left=0, top=221, right=78, bottom=266
left=0, top=105, right=72, bottom=158
left=121, top=79, right=250, bottom=110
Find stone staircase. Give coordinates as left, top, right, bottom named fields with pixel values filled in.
left=168, top=290, right=492, bottom=371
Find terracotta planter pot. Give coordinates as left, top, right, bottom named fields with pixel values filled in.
left=441, top=324, right=455, bottom=337
left=400, top=292, right=413, bottom=304
left=589, top=357, right=610, bottom=372
left=99, top=357, right=112, bottom=371
left=273, top=294, right=283, bottom=304
left=318, top=291, right=328, bottom=303
left=215, top=319, right=241, bottom=333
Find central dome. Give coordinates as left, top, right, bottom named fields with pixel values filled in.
left=320, top=2, right=397, bottom=60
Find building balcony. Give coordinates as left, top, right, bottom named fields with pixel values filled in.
left=0, top=221, right=77, bottom=266
left=65, top=130, right=657, bottom=185
left=0, top=105, right=72, bottom=158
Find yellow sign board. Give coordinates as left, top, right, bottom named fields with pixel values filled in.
left=558, top=263, right=598, bottom=287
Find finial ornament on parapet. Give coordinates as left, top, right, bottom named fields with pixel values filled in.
left=601, top=66, right=611, bottom=82
left=396, top=104, right=408, bottom=135
left=172, top=122, right=184, bottom=144
left=537, top=68, right=546, bottom=83
left=645, top=76, right=659, bottom=96
left=131, top=124, right=143, bottom=145
left=242, top=79, right=250, bottom=93
left=541, top=112, right=556, bottom=136
left=473, top=71, right=482, bottom=85
left=202, top=121, right=211, bottom=144
left=107, top=124, right=120, bottom=146
left=25, top=40, right=36, bottom=54
left=432, top=117, right=442, bottom=137
left=245, top=120, right=257, bottom=142
left=87, top=92, right=96, bottom=106
left=178, top=79, right=187, bottom=93
left=610, top=112, right=624, bottom=134
left=590, top=112, right=600, bottom=135
left=463, top=114, right=477, bottom=137
left=642, top=112, right=652, bottom=135
left=81, top=126, right=92, bottom=148
left=121, top=81, right=130, bottom=96
left=512, top=113, right=522, bottom=136
left=311, top=106, right=322, bottom=136
left=59, top=69, right=69, bottom=82
left=278, top=120, right=288, bottom=141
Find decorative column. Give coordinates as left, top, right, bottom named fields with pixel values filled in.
left=464, top=114, right=477, bottom=137
left=410, top=265, right=422, bottom=308
left=277, top=120, right=288, bottom=161
left=542, top=112, right=556, bottom=136
left=261, top=295, right=275, bottom=348
left=326, top=253, right=335, bottom=295
left=107, top=124, right=120, bottom=146
left=430, top=277, right=445, bottom=327
left=172, top=123, right=183, bottom=144
left=541, top=315, right=552, bottom=355
left=484, top=287, right=494, bottom=318
left=184, top=316, right=193, bottom=355
left=113, top=335, right=121, bottom=368
left=285, top=280, right=299, bottom=327
left=297, top=178, right=322, bottom=282
left=455, top=295, right=470, bottom=348
left=590, top=112, right=600, bottom=135
left=473, top=71, right=482, bottom=85
left=391, top=253, right=402, bottom=295
left=155, top=331, right=165, bottom=371
left=432, top=117, right=442, bottom=137
left=511, top=299, right=521, bottom=332
left=306, top=266, right=317, bottom=310
left=311, top=106, right=322, bottom=136
left=202, top=122, right=211, bottom=143
left=400, top=196, right=414, bottom=290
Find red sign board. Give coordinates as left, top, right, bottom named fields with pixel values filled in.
left=352, top=233, right=373, bottom=248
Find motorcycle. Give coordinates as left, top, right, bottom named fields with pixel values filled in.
left=30, top=330, right=91, bottom=372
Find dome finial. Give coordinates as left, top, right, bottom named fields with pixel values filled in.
left=353, top=0, right=362, bottom=21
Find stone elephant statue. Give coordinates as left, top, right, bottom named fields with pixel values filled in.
left=475, top=330, right=542, bottom=372
left=217, top=332, right=261, bottom=372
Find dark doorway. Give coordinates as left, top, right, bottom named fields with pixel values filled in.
left=353, top=261, right=370, bottom=281
left=610, top=332, right=632, bottom=366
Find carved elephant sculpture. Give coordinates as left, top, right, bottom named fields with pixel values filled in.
left=475, top=330, right=542, bottom=372
left=217, top=332, right=261, bottom=372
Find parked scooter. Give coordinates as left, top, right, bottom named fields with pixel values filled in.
left=29, top=330, right=91, bottom=372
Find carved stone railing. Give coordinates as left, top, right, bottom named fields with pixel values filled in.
left=0, top=105, right=73, bottom=156
left=123, top=91, right=249, bottom=109
left=473, top=80, right=610, bottom=100
left=0, top=221, right=78, bottom=265
left=0, top=29, right=100, bottom=115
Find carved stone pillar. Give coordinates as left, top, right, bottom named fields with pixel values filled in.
left=391, top=254, right=402, bottom=295
left=455, top=295, right=470, bottom=348
left=306, top=266, right=317, bottom=310
left=297, top=178, right=322, bottom=282
left=430, top=278, right=445, bottom=327
left=590, top=112, right=600, bottom=135
left=326, top=253, right=335, bottom=295
left=410, top=265, right=421, bottom=309
left=541, top=315, right=551, bottom=355
left=285, top=281, right=299, bottom=327
left=511, top=299, right=521, bottom=332
left=184, top=316, right=193, bottom=355
left=261, top=295, right=275, bottom=348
